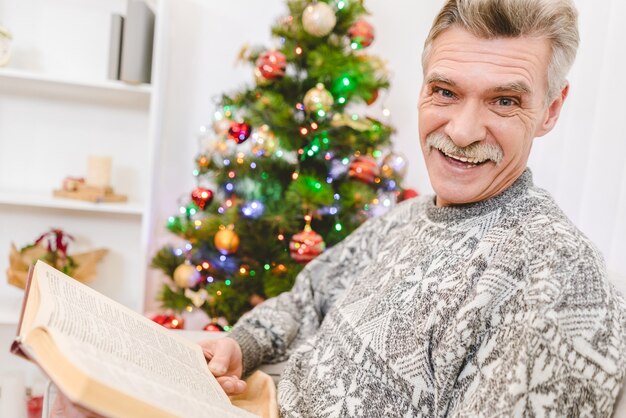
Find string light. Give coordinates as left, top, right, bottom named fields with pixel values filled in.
left=337, top=0, right=346, bottom=9
left=173, top=248, right=183, bottom=256
left=225, top=280, right=231, bottom=286
left=228, top=171, right=236, bottom=179
left=304, top=214, right=312, bottom=222
left=295, top=46, right=303, bottom=55
left=264, top=264, right=271, bottom=270
left=335, top=223, right=343, bottom=231
left=250, top=162, right=257, bottom=169
left=292, top=172, right=300, bottom=180
left=277, top=233, right=285, bottom=240
left=194, top=220, right=202, bottom=228
left=223, top=159, right=231, bottom=166
left=382, top=108, right=391, bottom=117
left=300, top=127, right=308, bottom=135
left=338, top=97, right=346, bottom=104
left=311, top=122, right=318, bottom=130
left=217, top=290, right=222, bottom=296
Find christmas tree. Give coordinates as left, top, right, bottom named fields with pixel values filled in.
left=151, top=0, right=414, bottom=328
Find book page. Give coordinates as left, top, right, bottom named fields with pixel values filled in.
left=31, top=262, right=258, bottom=418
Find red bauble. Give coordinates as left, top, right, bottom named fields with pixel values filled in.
left=348, top=20, right=375, bottom=48
left=203, top=322, right=225, bottom=332
left=400, top=188, right=420, bottom=201
left=366, top=89, right=379, bottom=105
left=289, top=225, right=326, bottom=264
left=191, top=187, right=214, bottom=210
left=151, top=314, right=184, bottom=330
left=348, top=155, right=379, bottom=184
left=228, top=122, right=252, bottom=144
left=255, top=50, right=287, bottom=80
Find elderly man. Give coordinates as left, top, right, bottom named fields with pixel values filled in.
left=204, top=0, right=626, bottom=416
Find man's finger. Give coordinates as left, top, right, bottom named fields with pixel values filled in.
left=216, top=376, right=247, bottom=396
left=208, top=351, right=230, bottom=376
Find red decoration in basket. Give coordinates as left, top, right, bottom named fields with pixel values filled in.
left=348, top=155, right=379, bottom=184
left=228, top=122, right=252, bottom=144
left=151, top=314, right=184, bottom=330
left=191, top=187, right=214, bottom=210
left=255, top=50, right=287, bottom=80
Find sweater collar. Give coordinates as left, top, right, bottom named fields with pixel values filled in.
left=423, top=169, right=533, bottom=223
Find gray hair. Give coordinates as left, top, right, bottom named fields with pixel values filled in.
left=422, top=0, right=580, bottom=100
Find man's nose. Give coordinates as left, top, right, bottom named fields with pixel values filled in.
left=443, top=100, right=487, bottom=148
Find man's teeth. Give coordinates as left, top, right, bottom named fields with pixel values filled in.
left=440, top=150, right=486, bottom=164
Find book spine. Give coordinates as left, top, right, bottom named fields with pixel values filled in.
left=120, top=0, right=155, bottom=85
left=107, top=14, right=124, bottom=80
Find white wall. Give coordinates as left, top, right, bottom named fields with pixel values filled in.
left=147, top=0, right=626, bottom=310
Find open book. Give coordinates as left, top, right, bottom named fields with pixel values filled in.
left=11, top=260, right=260, bottom=418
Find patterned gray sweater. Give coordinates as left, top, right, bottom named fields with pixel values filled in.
left=230, top=170, right=626, bottom=417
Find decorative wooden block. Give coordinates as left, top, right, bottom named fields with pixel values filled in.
left=53, top=184, right=128, bottom=203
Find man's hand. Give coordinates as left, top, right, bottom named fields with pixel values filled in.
left=199, top=337, right=247, bottom=396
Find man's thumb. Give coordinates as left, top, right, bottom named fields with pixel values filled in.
left=208, top=352, right=230, bottom=376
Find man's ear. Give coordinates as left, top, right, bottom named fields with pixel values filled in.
left=536, top=82, right=569, bottom=137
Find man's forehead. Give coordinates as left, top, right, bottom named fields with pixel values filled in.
left=425, top=71, right=533, bottom=95
left=422, top=27, right=550, bottom=94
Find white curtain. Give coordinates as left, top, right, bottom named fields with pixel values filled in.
left=529, top=0, right=626, bottom=279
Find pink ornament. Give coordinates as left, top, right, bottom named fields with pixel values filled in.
left=255, top=50, right=287, bottom=80
left=348, top=155, right=379, bottom=184
left=289, top=224, right=325, bottom=264
left=348, top=20, right=375, bottom=48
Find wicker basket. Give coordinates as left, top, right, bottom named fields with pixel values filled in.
left=7, top=243, right=108, bottom=289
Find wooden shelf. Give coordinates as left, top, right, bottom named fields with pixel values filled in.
left=0, top=68, right=151, bottom=107
left=0, top=190, right=145, bottom=216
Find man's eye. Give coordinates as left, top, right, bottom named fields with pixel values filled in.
left=434, top=88, right=455, bottom=98
left=496, top=97, right=519, bottom=106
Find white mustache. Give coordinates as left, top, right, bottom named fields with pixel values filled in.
left=426, top=132, right=504, bottom=165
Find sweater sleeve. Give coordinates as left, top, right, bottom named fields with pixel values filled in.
left=229, top=203, right=406, bottom=377
left=450, top=225, right=626, bottom=417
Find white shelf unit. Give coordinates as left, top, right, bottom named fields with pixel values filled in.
left=0, top=0, right=167, bottom=337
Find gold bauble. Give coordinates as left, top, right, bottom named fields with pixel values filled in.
left=173, top=262, right=200, bottom=288
left=251, top=125, right=278, bottom=156
left=214, top=228, right=240, bottom=254
left=380, top=152, right=408, bottom=179
left=303, top=83, right=334, bottom=114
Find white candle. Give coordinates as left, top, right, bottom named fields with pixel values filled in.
left=86, top=155, right=112, bottom=188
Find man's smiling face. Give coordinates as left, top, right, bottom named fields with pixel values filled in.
left=418, top=26, right=567, bottom=207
